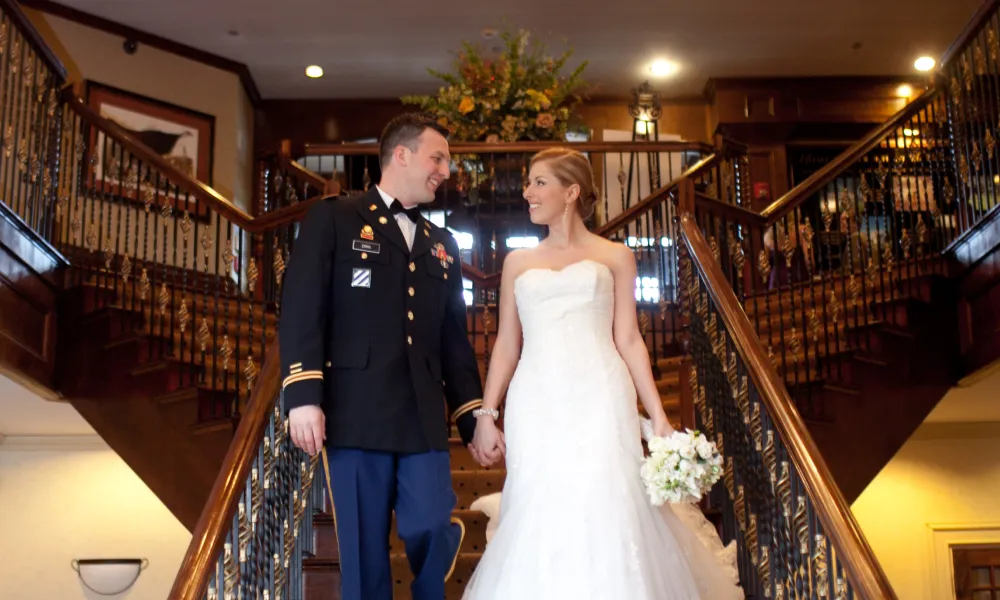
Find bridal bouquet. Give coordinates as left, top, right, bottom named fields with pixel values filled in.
left=639, top=419, right=723, bottom=506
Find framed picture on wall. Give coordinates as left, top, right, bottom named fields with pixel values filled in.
left=84, top=80, right=215, bottom=219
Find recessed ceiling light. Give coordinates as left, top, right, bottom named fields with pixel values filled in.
left=649, top=59, right=678, bottom=77
left=896, top=84, right=914, bottom=98
left=914, top=56, right=936, bottom=72
left=305, top=65, right=324, bottom=78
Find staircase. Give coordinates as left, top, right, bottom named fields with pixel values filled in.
left=54, top=257, right=276, bottom=528
left=739, top=260, right=959, bottom=501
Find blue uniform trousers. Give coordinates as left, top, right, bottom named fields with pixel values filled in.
left=324, top=448, right=463, bottom=600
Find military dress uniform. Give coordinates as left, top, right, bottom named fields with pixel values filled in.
left=278, top=186, right=484, bottom=600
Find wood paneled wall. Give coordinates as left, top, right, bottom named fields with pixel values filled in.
left=950, top=207, right=1000, bottom=375
left=0, top=203, right=66, bottom=392
left=254, top=96, right=713, bottom=157
left=707, top=76, right=932, bottom=206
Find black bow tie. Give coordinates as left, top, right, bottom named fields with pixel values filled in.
left=390, top=200, right=421, bottom=223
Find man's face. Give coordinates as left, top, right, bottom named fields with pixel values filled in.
left=401, top=128, right=451, bottom=205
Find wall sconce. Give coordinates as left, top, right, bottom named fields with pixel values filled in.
left=72, top=559, right=148, bottom=596
left=628, top=81, right=662, bottom=140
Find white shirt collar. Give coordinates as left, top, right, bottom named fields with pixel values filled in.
left=375, top=185, right=395, bottom=210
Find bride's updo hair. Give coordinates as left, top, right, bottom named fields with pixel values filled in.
left=530, top=147, right=599, bottom=221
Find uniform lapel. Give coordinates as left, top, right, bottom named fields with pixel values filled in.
left=355, top=188, right=409, bottom=255
left=409, top=216, right=435, bottom=260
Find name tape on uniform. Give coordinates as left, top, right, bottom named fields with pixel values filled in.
left=352, top=239, right=381, bottom=254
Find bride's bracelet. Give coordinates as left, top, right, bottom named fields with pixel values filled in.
left=472, top=407, right=499, bottom=420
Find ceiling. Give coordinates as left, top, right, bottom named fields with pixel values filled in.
left=43, top=0, right=983, bottom=99
left=0, top=373, right=94, bottom=438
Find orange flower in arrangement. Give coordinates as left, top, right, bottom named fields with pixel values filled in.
left=401, top=27, right=588, bottom=142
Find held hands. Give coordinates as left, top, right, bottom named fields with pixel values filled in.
left=469, top=416, right=506, bottom=467
left=289, top=405, right=326, bottom=456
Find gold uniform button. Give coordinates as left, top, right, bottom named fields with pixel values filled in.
left=379, top=216, right=388, bottom=225
left=443, top=273, right=448, bottom=280
left=408, top=311, right=414, bottom=320
left=361, top=252, right=368, bottom=259
left=409, top=262, right=416, bottom=272
left=407, top=335, right=413, bottom=345
left=408, top=287, right=415, bottom=296
left=325, top=361, right=332, bottom=367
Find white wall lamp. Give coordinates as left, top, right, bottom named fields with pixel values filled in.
left=72, top=559, right=148, bottom=596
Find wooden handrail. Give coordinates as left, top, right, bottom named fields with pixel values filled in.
left=62, top=91, right=257, bottom=229
left=278, top=139, right=328, bottom=190
left=758, top=86, right=940, bottom=225
left=1, top=0, right=67, bottom=81
left=692, top=191, right=765, bottom=227
left=594, top=153, right=720, bottom=237
left=305, top=140, right=713, bottom=156
left=167, top=338, right=281, bottom=600
left=941, top=0, right=1000, bottom=67
left=679, top=213, right=897, bottom=599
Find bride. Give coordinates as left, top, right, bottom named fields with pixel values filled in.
left=461, top=148, right=744, bottom=599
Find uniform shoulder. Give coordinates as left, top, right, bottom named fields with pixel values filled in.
left=299, top=192, right=358, bottom=220
left=428, top=220, right=461, bottom=248
left=329, top=192, right=369, bottom=214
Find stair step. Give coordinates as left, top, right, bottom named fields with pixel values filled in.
left=655, top=355, right=684, bottom=372
left=743, top=257, right=942, bottom=309
left=313, top=508, right=492, bottom=562
left=452, top=471, right=505, bottom=510
left=655, top=371, right=681, bottom=395
left=301, top=554, right=480, bottom=600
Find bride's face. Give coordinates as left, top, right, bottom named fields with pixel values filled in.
left=523, top=161, right=577, bottom=226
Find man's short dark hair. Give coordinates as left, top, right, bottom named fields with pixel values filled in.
left=379, top=112, right=450, bottom=169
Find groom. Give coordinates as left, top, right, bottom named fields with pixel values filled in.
left=279, top=112, right=499, bottom=600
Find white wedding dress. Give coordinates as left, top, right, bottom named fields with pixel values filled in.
left=462, top=259, right=744, bottom=600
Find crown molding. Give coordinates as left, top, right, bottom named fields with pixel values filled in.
left=958, top=357, right=1000, bottom=388
left=17, top=0, right=261, bottom=107
left=0, top=434, right=107, bottom=451
left=910, top=421, right=1000, bottom=441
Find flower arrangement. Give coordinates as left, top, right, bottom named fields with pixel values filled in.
left=401, top=27, right=588, bottom=142
left=639, top=421, right=723, bottom=506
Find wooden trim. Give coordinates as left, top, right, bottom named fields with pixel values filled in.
left=941, top=0, right=1000, bottom=68
left=0, top=197, right=69, bottom=270
left=0, top=434, right=106, bottom=451
left=305, top=141, right=713, bottom=156
left=278, top=140, right=326, bottom=190
left=3, top=0, right=67, bottom=80
left=679, top=213, right=898, bottom=599
left=17, top=0, right=261, bottom=106
left=167, top=338, right=280, bottom=600
left=945, top=202, right=1000, bottom=265
left=693, top=192, right=765, bottom=226
left=758, top=87, right=940, bottom=225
